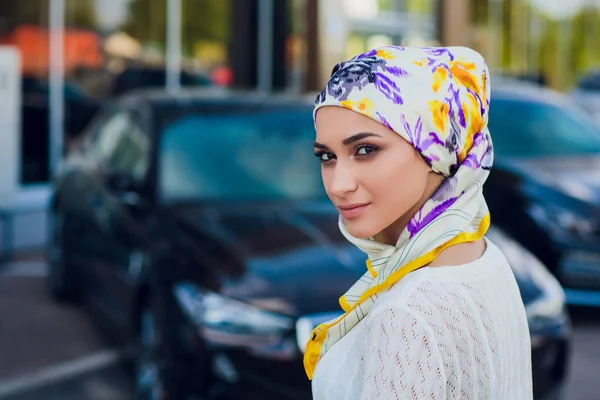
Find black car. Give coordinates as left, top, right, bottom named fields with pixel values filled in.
left=110, top=65, right=213, bottom=96
left=485, top=82, right=600, bottom=307
left=48, top=88, right=569, bottom=400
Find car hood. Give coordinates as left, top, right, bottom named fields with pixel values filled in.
left=498, top=155, right=600, bottom=205
left=169, top=201, right=545, bottom=318
left=170, top=201, right=366, bottom=317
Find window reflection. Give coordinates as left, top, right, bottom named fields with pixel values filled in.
left=159, top=111, right=325, bottom=203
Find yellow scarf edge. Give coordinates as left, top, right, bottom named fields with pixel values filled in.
left=303, top=213, right=491, bottom=380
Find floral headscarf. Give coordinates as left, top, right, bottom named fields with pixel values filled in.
left=304, top=46, right=494, bottom=379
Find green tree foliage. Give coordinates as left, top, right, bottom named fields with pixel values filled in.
left=470, top=0, right=600, bottom=90
left=65, top=0, right=98, bottom=29
left=0, top=0, right=98, bottom=30
left=121, top=0, right=230, bottom=55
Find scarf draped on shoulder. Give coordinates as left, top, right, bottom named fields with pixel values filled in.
left=304, top=46, right=494, bottom=379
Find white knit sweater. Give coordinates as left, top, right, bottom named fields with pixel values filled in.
left=311, top=238, right=533, bottom=400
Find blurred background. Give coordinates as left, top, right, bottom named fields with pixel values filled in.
left=0, top=0, right=600, bottom=399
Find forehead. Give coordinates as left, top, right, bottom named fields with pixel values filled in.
left=315, top=106, right=388, bottom=137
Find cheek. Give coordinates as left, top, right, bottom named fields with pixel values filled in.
left=320, top=166, right=334, bottom=196
left=369, top=156, right=427, bottom=217
left=368, top=152, right=426, bottom=203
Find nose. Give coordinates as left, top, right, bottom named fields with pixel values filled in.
left=329, top=163, right=358, bottom=198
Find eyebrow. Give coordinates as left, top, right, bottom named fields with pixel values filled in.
left=314, top=132, right=382, bottom=149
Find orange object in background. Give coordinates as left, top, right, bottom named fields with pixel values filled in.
left=0, top=24, right=104, bottom=77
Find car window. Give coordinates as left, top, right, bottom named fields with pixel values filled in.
left=93, top=110, right=151, bottom=182
left=487, top=98, right=600, bottom=157
left=158, top=109, right=325, bottom=202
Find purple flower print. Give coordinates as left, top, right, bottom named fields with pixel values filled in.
left=355, top=49, right=378, bottom=59
left=461, top=132, right=487, bottom=169
left=400, top=114, right=444, bottom=165
left=374, top=72, right=404, bottom=105
left=376, top=112, right=393, bottom=130
left=315, top=52, right=408, bottom=105
left=450, top=84, right=466, bottom=129
left=406, top=176, right=462, bottom=237
left=481, top=140, right=494, bottom=170
left=464, top=87, right=487, bottom=117
left=407, top=196, right=459, bottom=238
left=386, top=65, right=409, bottom=77
left=432, top=175, right=458, bottom=202
left=431, top=62, right=451, bottom=75
left=424, top=47, right=455, bottom=61
left=320, top=57, right=387, bottom=102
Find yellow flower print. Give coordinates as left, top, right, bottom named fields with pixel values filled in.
left=453, top=59, right=477, bottom=70
left=340, top=100, right=354, bottom=110
left=458, top=93, right=483, bottom=161
left=450, top=61, right=480, bottom=97
left=413, top=59, right=425, bottom=67
left=340, top=98, right=375, bottom=117
left=432, top=66, right=448, bottom=92
left=376, top=49, right=395, bottom=60
left=429, top=100, right=449, bottom=133
left=480, top=71, right=488, bottom=105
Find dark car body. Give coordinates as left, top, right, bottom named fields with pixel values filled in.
left=48, top=88, right=569, bottom=399
left=485, top=83, right=600, bottom=307
left=110, top=65, right=213, bottom=96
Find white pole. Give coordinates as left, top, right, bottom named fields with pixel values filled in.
left=257, top=0, right=274, bottom=92
left=166, top=0, right=182, bottom=93
left=49, top=0, right=65, bottom=179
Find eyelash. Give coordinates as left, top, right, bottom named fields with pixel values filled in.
left=314, top=144, right=379, bottom=164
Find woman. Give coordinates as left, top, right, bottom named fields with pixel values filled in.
left=305, top=46, right=532, bottom=399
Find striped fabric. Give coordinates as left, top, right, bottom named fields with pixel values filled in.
left=304, top=46, right=494, bottom=379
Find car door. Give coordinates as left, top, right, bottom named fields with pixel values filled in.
left=84, top=103, right=153, bottom=333
left=65, top=105, right=132, bottom=299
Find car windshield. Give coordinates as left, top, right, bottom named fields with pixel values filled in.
left=488, top=98, right=600, bottom=157
left=159, top=110, right=326, bottom=203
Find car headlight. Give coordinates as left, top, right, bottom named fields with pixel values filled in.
left=173, top=282, right=294, bottom=345
left=296, top=311, right=342, bottom=354
left=486, top=227, right=567, bottom=326
left=528, top=203, right=596, bottom=237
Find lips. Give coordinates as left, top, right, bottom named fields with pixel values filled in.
left=337, top=203, right=370, bottom=219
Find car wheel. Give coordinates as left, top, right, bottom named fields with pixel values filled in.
left=47, top=210, right=78, bottom=302
left=135, top=286, right=214, bottom=400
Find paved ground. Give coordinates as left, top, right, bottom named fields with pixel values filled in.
left=564, top=308, right=600, bottom=400
left=0, top=259, right=598, bottom=399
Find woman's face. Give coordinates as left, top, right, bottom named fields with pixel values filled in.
left=314, top=106, right=439, bottom=243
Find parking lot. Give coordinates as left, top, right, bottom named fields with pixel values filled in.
left=0, top=258, right=599, bottom=399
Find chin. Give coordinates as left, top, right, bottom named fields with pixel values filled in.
left=342, top=218, right=382, bottom=240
